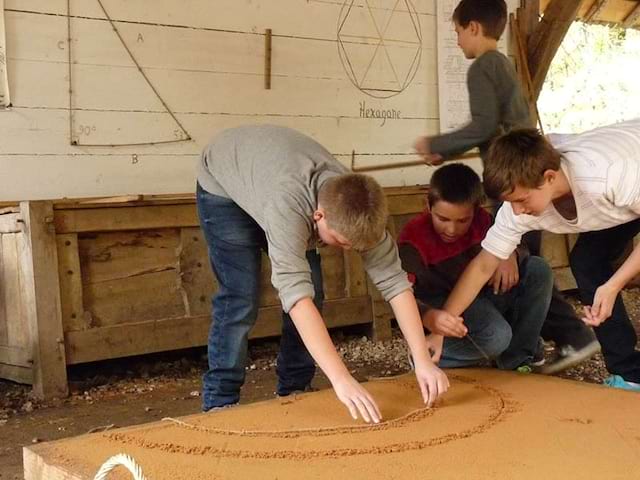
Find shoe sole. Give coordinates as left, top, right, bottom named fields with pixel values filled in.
left=540, top=341, right=601, bottom=375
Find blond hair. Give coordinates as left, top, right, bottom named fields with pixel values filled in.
left=484, top=128, right=562, bottom=199
left=318, top=173, right=388, bottom=251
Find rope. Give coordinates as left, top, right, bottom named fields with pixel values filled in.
left=93, top=454, right=148, bottom=480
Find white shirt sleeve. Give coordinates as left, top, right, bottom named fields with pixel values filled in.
left=480, top=203, right=530, bottom=260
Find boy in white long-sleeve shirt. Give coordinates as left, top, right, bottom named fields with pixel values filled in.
left=439, top=119, right=640, bottom=391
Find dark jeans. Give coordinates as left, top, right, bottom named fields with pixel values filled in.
left=569, top=219, right=640, bottom=383
left=523, top=230, right=596, bottom=349
left=196, top=184, right=322, bottom=411
left=425, top=256, right=552, bottom=370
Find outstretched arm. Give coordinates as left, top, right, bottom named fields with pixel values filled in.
left=584, top=243, right=640, bottom=325
left=389, top=290, right=450, bottom=407
left=289, top=297, right=382, bottom=423
left=443, top=249, right=502, bottom=316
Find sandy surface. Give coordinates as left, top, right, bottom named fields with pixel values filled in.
left=24, top=369, right=640, bottom=480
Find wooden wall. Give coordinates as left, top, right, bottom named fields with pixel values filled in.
left=0, top=0, right=461, bottom=201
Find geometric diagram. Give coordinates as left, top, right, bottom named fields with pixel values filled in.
left=0, top=0, right=10, bottom=108
left=23, top=370, right=640, bottom=479
left=66, top=0, right=191, bottom=147
left=337, top=0, right=422, bottom=98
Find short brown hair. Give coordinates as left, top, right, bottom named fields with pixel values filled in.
left=483, top=128, right=562, bottom=199
left=318, top=173, right=388, bottom=251
left=428, top=163, right=484, bottom=208
left=453, top=0, right=507, bottom=40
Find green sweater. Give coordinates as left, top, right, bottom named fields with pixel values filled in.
left=431, top=50, right=531, bottom=161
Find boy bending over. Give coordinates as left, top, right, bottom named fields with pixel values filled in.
left=196, top=125, right=449, bottom=421
left=444, top=120, right=640, bottom=391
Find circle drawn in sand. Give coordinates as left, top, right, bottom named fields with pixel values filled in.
left=106, top=375, right=515, bottom=460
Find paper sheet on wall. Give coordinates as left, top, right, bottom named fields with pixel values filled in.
left=0, top=0, right=10, bottom=108
left=437, top=0, right=516, bottom=133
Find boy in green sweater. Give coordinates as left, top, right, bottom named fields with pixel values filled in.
left=415, top=0, right=598, bottom=373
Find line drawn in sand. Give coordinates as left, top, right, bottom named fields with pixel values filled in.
left=105, top=375, right=519, bottom=460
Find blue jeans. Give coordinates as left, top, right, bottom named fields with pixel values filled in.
left=196, top=184, right=323, bottom=411
left=570, top=219, right=640, bottom=383
left=425, top=256, right=553, bottom=370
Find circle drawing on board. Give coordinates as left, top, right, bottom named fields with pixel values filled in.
left=337, top=0, right=422, bottom=98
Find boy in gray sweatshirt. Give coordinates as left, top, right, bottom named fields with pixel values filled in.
left=197, top=125, right=448, bottom=422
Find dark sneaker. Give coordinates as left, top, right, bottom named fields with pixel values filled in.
left=540, top=339, right=601, bottom=375
left=531, top=338, right=546, bottom=368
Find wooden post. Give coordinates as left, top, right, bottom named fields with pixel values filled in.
left=527, top=0, right=582, bottom=100
left=20, top=201, right=68, bottom=399
left=264, top=28, right=272, bottom=89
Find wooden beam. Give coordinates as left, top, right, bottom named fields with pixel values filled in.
left=523, top=0, right=541, bottom=40
left=585, top=0, right=609, bottom=22
left=20, top=201, right=68, bottom=399
left=528, top=0, right=582, bottom=99
left=0, top=345, right=32, bottom=368
left=622, top=2, right=640, bottom=28
left=0, top=363, right=32, bottom=385
left=0, top=212, right=23, bottom=233
left=53, top=204, right=199, bottom=233
left=65, top=297, right=372, bottom=365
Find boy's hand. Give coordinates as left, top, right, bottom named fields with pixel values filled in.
left=412, top=345, right=449, bottom=407
left=414, top=137, right=445, bottom=166
left=488, top=252, right=519, bottom=294
left=424, top=333, right=445, bottom=363
left=422, top=309, right=467, bottom=337
left=582, top=282, right=619, bottom=326
left=332, top=374, right=382, bottom=424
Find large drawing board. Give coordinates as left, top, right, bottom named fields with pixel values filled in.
left=24, top=369, right=640, bottom=480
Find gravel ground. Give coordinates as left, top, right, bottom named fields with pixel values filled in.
left=1, top=289, right=639, bottom=424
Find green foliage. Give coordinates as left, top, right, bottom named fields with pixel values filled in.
left=539, top=22, right=640, bottom=133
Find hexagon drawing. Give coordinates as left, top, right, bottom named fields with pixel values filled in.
left=337, top=0, right=422, bottom=98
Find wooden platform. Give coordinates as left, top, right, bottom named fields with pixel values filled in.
left=23, top=370, right=640, bottom=480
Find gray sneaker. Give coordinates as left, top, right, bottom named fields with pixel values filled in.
left=540, top=339, right=601, bottom=374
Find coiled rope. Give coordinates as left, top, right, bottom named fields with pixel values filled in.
left=93, top=454, right=148, bottom=480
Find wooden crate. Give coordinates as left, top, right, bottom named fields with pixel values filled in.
left=0, top=188, right=430, bottom=399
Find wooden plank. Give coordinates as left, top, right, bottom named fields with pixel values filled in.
left=0, top=345, right=32, bottom=367
left=54, top=205, right=199, bottom=233
left=321, top=246, right=347, bottom=301
left=344, top=249, right=368, bottom=298
left=177, top=227, right=216, bottom=317
left=56, top=234, right=86, bottom=332
left=553, top=266, right=577, bottom=292
left=585, top=0, right=610, bottom=22
left=6, top=0, right=437, bottom=46
left=257, top=253, right=280, bottom=307
left=0, top=212, right=23, bottom=233
left=1, top=234, right=26, bottom=350
left=528, top=0, right=582, bottom=99
left=19, top=201, right=68, bottom=399
left=540, top=231, right=570, bottom=268
left=0, top=235, right=6, bottom=345
left=386, top=193, right=428, bottom=216
left=23, top=446, right=83, bottom=480
left=0, top=362, right=32, bottom=385
left=65, top=297, right=372, bottom=365
left=79, top=230, right=186, bottom=327
left=623, top=2, right=640, bottom=29
left=0, top=107, right=437, bottom=156
left=367, top=276, right=393, bottom=341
